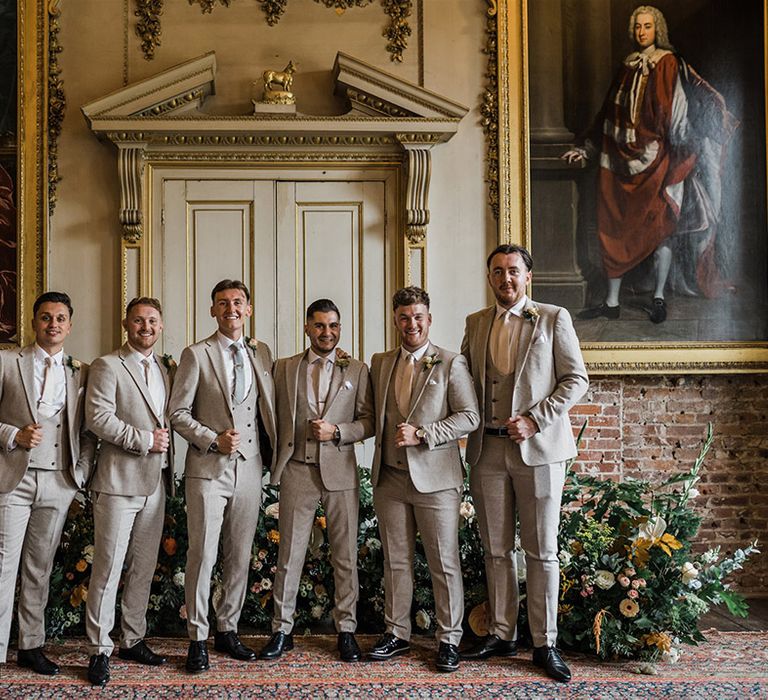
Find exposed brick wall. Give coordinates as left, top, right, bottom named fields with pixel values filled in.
left=571, top=375, right=768, bottom=595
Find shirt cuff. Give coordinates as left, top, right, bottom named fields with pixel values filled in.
left=7, top=428, right=19, bottom=450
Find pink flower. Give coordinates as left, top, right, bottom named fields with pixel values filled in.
left=627, top=589, right=639, bottom=599
left=637, top=578, right=647, bottom=588
left=618, top=575, right=630, bottom=588
left=631, top=579, right=642, bottom=589
left=624, top=567, right=636, bottom=577
left=179, top=604, right=188, bottom=620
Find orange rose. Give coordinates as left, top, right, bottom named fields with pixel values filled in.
left=268, top=530, right=280, bottom=544
left=75, top=559, right=88, bottom=572
left=315, top=516, right=327, bottom=530
left=162, top=537, right=177, bottom=556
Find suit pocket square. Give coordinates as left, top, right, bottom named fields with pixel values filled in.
left=343, top=380, right=353, bottom=390
left=533, top=334, right=548, bottom=345
left=428, top=379, right=438, bottom=386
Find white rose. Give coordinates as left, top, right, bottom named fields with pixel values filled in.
left=173, top=571, right=185, bottom=588
left=415, top=609, right=431, bottom=630
left=264, top=502, right=280, bottom=519
left=82, top=545, right=95, bottom=564
left=261, top=578, right=273, bottom=591
left=558, top=550, right=572, bottom=567
left=594, top=570, right=616, bottom=590
left=681, top=562, right=699, bottom=585
left=459, top=501, right=475, bottom=520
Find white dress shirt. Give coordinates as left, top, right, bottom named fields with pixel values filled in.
left=489, top=295, right=527, bottom=375
left=217, top=332, right=253, bottom=401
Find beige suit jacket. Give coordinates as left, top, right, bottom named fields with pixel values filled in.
left=0, top=345, right=95, bottom=493
left=271, top=351, right=374, bottom=490
left=85, top=344, right=175, bottom=497
left=461, top=302, right=589, bottom=467
left=370, top=342, right=479, bottom=493
left=168, top=333, right=276, bottom=479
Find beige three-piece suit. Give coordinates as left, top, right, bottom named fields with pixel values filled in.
left=84, top=343, right=176, bottom=655
left=0, top=345, right=95, bottom=662
left=461, top=300, right=588, bottom=647
left=169, top=332, right=276, bottom=641
left=270, top=350, right=374, bottom=634
left=370, top=342, right=479, bottom=646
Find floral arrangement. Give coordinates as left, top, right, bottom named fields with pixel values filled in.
left=334, top=348, right=351, bottom=369
left=65, top=355, right=81, bottom=375
left=522, top=305, right=540, bottom=323
left=21, top=425, right=757, bottom=663
left=422, top=354, right=442, bottom=372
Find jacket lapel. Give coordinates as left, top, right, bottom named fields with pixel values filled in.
left=65, top=354, right=79, bottom=432
left=476, top=307, right=495, bottom=394
left=121, top=344, right=159, bottom=419
left=406, top=342, right=437, bottom=421
left=377, top=349, right=399, bottom=433
left=157, top=353, right=172, bottom=415
left=322, top=360, right=344, bottom=417
left=287, top=352, right=304, bottom=425
left=18, top=345, right=37, bottom=421
left=514, top=305, right=539, bottom=383
left=205, top=333, right=233, bottom=414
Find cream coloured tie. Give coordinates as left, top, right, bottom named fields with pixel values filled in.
left=312, top=357, right=331, bottom=414
left=231, top=343, right=245, bottom=404
left=141, top=358, right=156, bottom=413
left=38, top=357, right=58, bottom=417
left=492, top=311, right=515, bottom=375
left=396, top=353, right=416, bottom=416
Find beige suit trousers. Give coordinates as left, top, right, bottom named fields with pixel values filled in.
left=184, top=455, right=262, bottom=640
left=0, top=469, right=77, bottom=661
left=470, top=435, right=565, bottom=647
left=85, top=479, right=166, bottom=655
left=271, top=460, right=359, bottom=634
left=373, top=466, right=463, bottom=646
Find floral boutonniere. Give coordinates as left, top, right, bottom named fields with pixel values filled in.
left=161, top=353, right=177, bottom=371
left=245, top=336, right=259, bottom=356
left=335, top=348, right=351, bottom=369
left=522, top=305, right=540, bottom=324
left=65, top=355, right=81, bottom=376
left=422, top=353, right=442, bottom=372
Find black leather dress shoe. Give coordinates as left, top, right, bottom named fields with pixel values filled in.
left=460, top=634, right=518, bottom=660
left=578, top=303, right=620, bottom=320
left=259, top=632, right=294, bottom=660
left=214, top=631, right=256, bottom=661
left=338, top=632, right=361, bottom=662
left=649, top=297, right=667, bottom=324
left=367, top=633, right=410, bottom=661
left=118, top=640, right=166, bottom=665
left=532, top=646, right=571, bottom=682
left=87, top=653, right=110, bottom=686
left=17, top=647, right=59, bottom=676
left=436, top=642, right=460, bottom=673
left=186, top=641, right=210, bottom=673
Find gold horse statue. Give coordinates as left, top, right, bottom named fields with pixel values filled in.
left=263, top=60, right=296, bottom=95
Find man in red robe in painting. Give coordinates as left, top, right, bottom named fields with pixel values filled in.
left=563, top=5, right=737, bottom=323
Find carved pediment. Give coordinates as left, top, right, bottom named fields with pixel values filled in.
left=82, top=51, right=468, bottom=243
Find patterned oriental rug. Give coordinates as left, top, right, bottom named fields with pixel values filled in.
left=1, top=632, right=766, bottom=699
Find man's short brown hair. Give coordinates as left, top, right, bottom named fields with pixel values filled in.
left=210, top=279, right=251, bottom=303
left=392, top=286, right=430, bottom=311
left=125, top=296, right=163, bottom=316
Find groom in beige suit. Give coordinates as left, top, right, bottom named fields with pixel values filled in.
left=460, top=244, right=588, bottom=683
left=169, top=279, right=276, bottom=674
left=0, top=292, right=95, bottom=676
left=83, top=297, right=175, bottom=686
left=367, top=286, right=479, bottom=673
left=259, top=299, right=374, bottom=663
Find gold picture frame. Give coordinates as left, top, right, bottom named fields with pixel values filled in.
left=498, top=0, right=768, bottom=374
left=8, top=0, right=49, bottom=348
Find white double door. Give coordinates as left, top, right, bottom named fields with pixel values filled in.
left=153, top=168, right=399, bottom=363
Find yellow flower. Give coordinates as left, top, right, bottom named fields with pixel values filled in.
left=315, top=516, right=326, bottom=530
left=75, top=559, right=88, bottom=572
left=70, top=583, right=88, bottom=607
left=619, top=598, right=640, bottom=618
left=641, top=632, right=672, bottom=652
left=268, top=529, right=280, bottom=544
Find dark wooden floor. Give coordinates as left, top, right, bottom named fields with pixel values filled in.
left=701, top=597, right=768, bottom=631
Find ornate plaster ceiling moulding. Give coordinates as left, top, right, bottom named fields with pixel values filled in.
left=483, top=0, right=499, bottom=220
left=82, top=51, right=468, bottom=242
left=135, top=0, right=163, bottom=61
left=48, top=0, right=65, bottom=215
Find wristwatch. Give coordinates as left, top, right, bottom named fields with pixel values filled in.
left=333, top=426, right=341, bottom=442
left=415, top=427, right=427, bottom=444
left=209, top=441, right=219, bottom=453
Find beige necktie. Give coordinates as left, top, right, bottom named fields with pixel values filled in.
left=231, top=344, right=245, bottom=404
left=39, top=357, right=57, bottom=417
left=397, top=353, right=416, bottom=416
left=312, top=357, right=331, bottom=414
left=492, top=311, right=514, bottom=375
left=141, top=358, right=151, bottom=387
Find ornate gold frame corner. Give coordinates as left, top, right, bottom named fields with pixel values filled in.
left=15, top=0, right=50, bottom=348
left=498, top=0, right=768, bottom=374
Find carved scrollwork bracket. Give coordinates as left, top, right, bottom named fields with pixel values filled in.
left=396, top=135, right=434, bottom=245
left=117, top=144, right=146, bottom=242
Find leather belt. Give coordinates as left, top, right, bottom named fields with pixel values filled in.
left=484, top=426, right=508, bottom=437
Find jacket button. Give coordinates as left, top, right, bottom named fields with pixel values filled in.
left=54, top=443, right=59, bottom=447
left=397, top=460, right=403, bottom=465
left=248, top=439, right=252, bottom=443
left=288, top=442, right=293, bottom=447
left=56, top=424, right=61, bottom=428
left=247, top=424, right=252, bottom=428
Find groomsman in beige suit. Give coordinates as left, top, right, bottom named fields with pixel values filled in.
left=367, top=287, right=479, bottom=673
left=169, top=279, right=276, bottom=673
left=460, top=244, right=588, bottom=683
left=0, top=292, right=95, bottom=675
left=259, top=299, right=374, bottom=663
left=83, top=297, right=175, bottom=686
